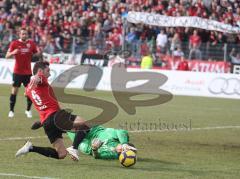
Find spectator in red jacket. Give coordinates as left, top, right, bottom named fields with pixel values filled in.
left=177, top=57, right=189, bottom=71
left=188, top=30, right=202, bottom=60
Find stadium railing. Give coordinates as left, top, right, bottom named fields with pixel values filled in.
left=1, top=35, right=239, bottom=68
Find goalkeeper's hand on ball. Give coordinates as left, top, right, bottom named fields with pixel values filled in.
left=91, top=138, right=103, bottom=151
left=122, top=144, right=137, bottom=152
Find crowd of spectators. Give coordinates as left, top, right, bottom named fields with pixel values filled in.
left=0, top=0, right=240, bottom=63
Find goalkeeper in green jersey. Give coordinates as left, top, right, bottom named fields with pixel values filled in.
left=30, top=122, right=136, bottom=160
left=67, top=125, right=137, bottom=159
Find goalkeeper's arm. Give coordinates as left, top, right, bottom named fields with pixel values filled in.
left=116, top=129, right=129, bottom=144
left=91, top=138, right=119, bottom=159
left=91, top=138, right=103, bottom=159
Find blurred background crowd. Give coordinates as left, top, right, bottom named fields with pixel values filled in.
left=0, top=0, right=240, bottom=66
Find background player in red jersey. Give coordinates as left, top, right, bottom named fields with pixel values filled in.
left=15, top=61, right=90, bottom=161
left=6, top=28, right=41, bottom=118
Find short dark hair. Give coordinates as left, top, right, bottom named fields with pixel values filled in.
left=33, top=61, right=49, bottom=75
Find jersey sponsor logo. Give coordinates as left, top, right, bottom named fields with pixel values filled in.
left=208, top=77, right=240, bottom=95
left=20, top=48, right=30, bottom=53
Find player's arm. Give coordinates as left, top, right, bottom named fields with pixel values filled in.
left=116, top=130, right=137, bottom=151
left=28, top=75, right=41, bottom=89
left=5, top=47, right=19, bottom=58
left=116, top=129, right=129, bottom=144
left=91, top=139, right=119, bottom=159
left=91, top=138, right=103, bottom=158
left=92, top=144, right=119, bottom=159
left=28, top=72, right=46, bottom=89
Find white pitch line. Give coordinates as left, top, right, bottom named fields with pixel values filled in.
left=0, top=126, right=240, bottom=141
left=129, top=125, right=240, bottom=133
left=0, top=172, right=57, bottom=179
left=191, top=126, right=240, bottom=130
left=0, top=136, right=46, bottom=141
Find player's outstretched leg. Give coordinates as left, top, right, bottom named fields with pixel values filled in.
left=16, top=140, right=61, bottom=159
left=15, top=141, right=33, bottom=157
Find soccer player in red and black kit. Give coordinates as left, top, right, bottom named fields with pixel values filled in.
left=15, top=61, right=90, bottom=161
left=6, top=28, right=40, bottom=118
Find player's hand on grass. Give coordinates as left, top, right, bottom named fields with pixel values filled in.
left=91, top=138, right=103, bottom=150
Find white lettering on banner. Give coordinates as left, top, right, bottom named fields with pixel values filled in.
left=169, top=61, right=179, bottom=70
left=201, top=63, right=209, bottom=72
left=0, top=60, right=239, bottom=99
left=214, top=65, right=225, bottom=73
left=127, top=11, right=240, bottom=34
left=83, top=58, right=104, bottom=66
left=190, top=62, right=226, bottom=73
left=162, top=55, right=229, bottom=73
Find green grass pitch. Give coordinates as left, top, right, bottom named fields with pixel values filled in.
left=0, top=84, right=240, bottom=179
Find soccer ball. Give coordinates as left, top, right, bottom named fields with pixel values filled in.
left=119, top=150, right=137, bottom=167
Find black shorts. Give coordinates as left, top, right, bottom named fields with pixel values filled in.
left=12, top=73, right=32, bottom=87
left=43, top=109, right=77, bottom=144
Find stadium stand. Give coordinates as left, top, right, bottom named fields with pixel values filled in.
left=0, top=0, right=239, bottom=70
